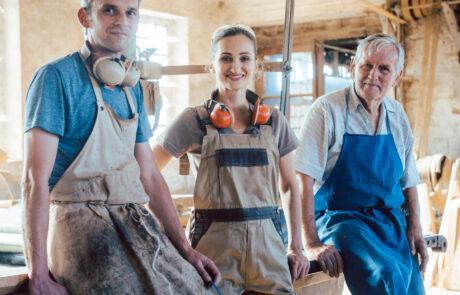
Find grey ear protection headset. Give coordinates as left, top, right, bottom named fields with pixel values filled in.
left=80, top=41, right=141, bottom=87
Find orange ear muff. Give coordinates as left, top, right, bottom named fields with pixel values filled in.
left=210, top=103, right=235, bottom=129
left=251, top=99, right=270, bottom=125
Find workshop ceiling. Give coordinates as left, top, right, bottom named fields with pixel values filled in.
left=222, top=0, right=387, bottom=26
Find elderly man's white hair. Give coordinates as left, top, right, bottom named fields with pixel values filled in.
left=355, top=33, right=405, bottom=74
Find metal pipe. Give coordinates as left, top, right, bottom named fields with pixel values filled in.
left=279, top=0, right=295, bottom=116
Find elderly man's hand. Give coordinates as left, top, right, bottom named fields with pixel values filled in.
left=305, top=241, right=343, bottom=278
left=406, top=223, right=429, bottom=272
left=287, top=249, right=310, bottom=281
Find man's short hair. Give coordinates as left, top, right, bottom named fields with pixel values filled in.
left=80, top=0, right=142, bottom=14
left=355, top=33, right=405, bottom=74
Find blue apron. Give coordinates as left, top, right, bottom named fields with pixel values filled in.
left=314, top=90, right=425, bottom=294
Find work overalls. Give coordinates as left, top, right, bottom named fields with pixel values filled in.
left=47, top=53, right=210, bottom=294
left=188, top=95, right=294, bottom=295
left=314, top=89, right=425, bottom=294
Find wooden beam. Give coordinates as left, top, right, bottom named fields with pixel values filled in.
left=441, top=2, right=460, bottom=52
left=323, top=44, right=356, bottom=55
left=359, top=0, right=408, bottom=24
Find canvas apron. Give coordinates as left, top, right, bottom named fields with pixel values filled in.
left=47, top=54, right=210, bottom=295
left=188, top=100, right=294, bottom=295
left=314, top=90, right=425, bottom=295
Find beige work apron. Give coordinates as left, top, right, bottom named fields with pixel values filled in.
left=47, top=54, right=210, bottom=295
left=189, top=101, right=294, bottom=295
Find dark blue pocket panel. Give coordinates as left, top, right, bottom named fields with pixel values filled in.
left=216, top=148, right=268, bottom=167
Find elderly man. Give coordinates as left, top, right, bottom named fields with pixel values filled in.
left=295, top=34, right=427, bottom=294
left=22, top=0, right=219, bottom=294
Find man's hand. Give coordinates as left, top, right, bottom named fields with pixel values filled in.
left=406, top=224, right=428, bottom=272
left=403, top=187, right=429, bottom=273
left=306, top=241, right=343, bottom=278
left=287, top=249, right=310, bottom=281
left=30, top=275, right=69, bottom=295
left=182, top=248, right=221, bottom=285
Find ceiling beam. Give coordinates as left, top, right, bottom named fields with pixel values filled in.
left=359, top=0, right=408, bottom=24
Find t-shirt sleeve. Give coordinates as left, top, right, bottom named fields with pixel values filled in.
left=271, top=108, right=298, bottom=158
left=134, top=82, right=153, bottom=142
left=24, top=65, right=66, bottom=136
left=155, top=107, right=204, bottom=158
left=294, top=100, right=330, bottom=180
left=399, top=108, right=420, bottom=189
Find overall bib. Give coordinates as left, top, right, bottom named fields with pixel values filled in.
left=314, top=90, right=425, bottom=294
left=47, top=54, right=210, bottom=295
left=188, top=98, right=294, bottom=295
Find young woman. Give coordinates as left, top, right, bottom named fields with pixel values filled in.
left=153, top=24, right=309, bottom=294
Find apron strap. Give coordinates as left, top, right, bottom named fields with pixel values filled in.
left=122, top=86, right=137, bottom=116
left=383, top=101, right=392, bottom=134
left=259, top=124, right=273, bottom=136
left=345, top=88, right=351, bottom=134
left=78, top=52, right=137, bottom=116
left=195, top=104, right=218, bottom=135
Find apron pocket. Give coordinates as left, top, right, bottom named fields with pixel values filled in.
left=188, top=212, right=212, bottom=248
left=271, top=210, right=288, bottom=250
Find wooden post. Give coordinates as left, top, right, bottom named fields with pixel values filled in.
left=313, top=40, right=325, bottom=99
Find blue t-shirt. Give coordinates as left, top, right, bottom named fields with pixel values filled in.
left=24, top=52, right=153, bottom=189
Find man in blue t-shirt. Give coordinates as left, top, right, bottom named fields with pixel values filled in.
left=22, top=0, right=220, bottom=294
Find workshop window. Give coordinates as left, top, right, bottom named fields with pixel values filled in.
left=136, top=10, right=188, bottom=138
left=0, top=0, right=22, bottom=161
left=263, top=52, right=314, bottom=136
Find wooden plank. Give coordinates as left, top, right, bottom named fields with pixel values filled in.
left=161, top=65, right=207, bottom=76
left=419, top=15, right=440, bottom=158
left=412, top=0, right=425, bottom=19
left=401, top=0, right=415, bottom=22
left=294, top=272, right=344, bottom=294
left=414, top=15, right=433, bottom=158
left=158, top=62, right=283, bottom=77
left=0, top=273, right=28, bottom=295
left=441, top=2, right=460, bottom=52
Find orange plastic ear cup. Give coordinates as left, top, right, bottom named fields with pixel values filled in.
left=210, top=103, right=235, bottom=129
left=251, top=99, right=270, bottom=125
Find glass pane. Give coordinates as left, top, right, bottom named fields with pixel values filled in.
left=263, top=52, right=313, bottom=135
left=323, top=50, right=353, bottom=94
